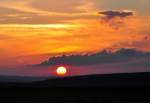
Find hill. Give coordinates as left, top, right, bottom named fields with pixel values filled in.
left=0, top=72, right=149, bottom=103
left=32, top=72, right=150, bottom=87
left=0, top=72, right=150, bottom=87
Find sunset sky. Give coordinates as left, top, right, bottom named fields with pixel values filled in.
left=0, top=0, right=150, bottom=68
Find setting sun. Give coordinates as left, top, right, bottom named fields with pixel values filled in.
left=56, top=66, right=67, bottom=75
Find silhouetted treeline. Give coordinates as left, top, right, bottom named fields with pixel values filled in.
left=39, top=48, right=150, bottom=66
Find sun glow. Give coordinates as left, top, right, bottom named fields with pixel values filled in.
left=56, top=66, right=67, bottom=75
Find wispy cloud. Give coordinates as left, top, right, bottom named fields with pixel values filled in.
left=0, top=0, right=97, bottom=24
left=0, top=0, right=95, bottom=16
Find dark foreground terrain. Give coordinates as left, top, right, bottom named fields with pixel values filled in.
left=0, top=72, right=150, bottom=103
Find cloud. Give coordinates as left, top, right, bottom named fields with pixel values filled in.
left=0, top=0, right=94, bottom=16
left=0, top=34, right=14, bottom=40
left=38, top=48, right=150, bottom=66
left=99, top=10, right=134, bottom=19
left=130, top=40, right=150, bottom=51
left=30, top=0, right=87, bottom=13
left=98, top=10, right=134, bottom=29
left=94, top=0, right=150, bottom=16
left=0, top=0, right=149, bottom=25
left=0, top=0, right=96, bottom=24
left=112, top=36, right=150, bottom=51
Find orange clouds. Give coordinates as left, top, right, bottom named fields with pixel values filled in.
left=0, top=15, right=148, bottom=60
left=0, top=0, right=149, bottom=67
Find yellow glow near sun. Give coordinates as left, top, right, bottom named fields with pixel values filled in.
left=56, top=66, right=67, bottom=75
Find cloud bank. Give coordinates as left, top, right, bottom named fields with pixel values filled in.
left=39, top=48, right=150, bottom=66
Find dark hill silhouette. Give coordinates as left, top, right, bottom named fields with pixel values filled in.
left=0, top=72, right=149, bottom=102
left=0, top=76, right=47, bottom=83
left=32, top=72, right=150, bottom=87
left=0, top=72, right=150, bottom=87
left=38, top=48, right=150, bottom=66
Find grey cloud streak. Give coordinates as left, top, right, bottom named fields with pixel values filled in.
left=99, top=10, right=134, bottom=19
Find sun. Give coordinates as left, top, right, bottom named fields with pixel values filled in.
left=56, top=66, right=67, bottom=75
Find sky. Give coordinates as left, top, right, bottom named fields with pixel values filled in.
left=0, top=0, right=150, bottom=76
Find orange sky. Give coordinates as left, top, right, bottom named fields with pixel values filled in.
left=0, top=0, right=150, bottom=67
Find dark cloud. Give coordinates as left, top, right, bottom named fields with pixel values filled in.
left=38, top=48, right=150, bottom=66
left=94, top=0, right=150, bottom=16
left=99, top=10, right=134, bottom=19
left=98, top=10, right=134, bottom=29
